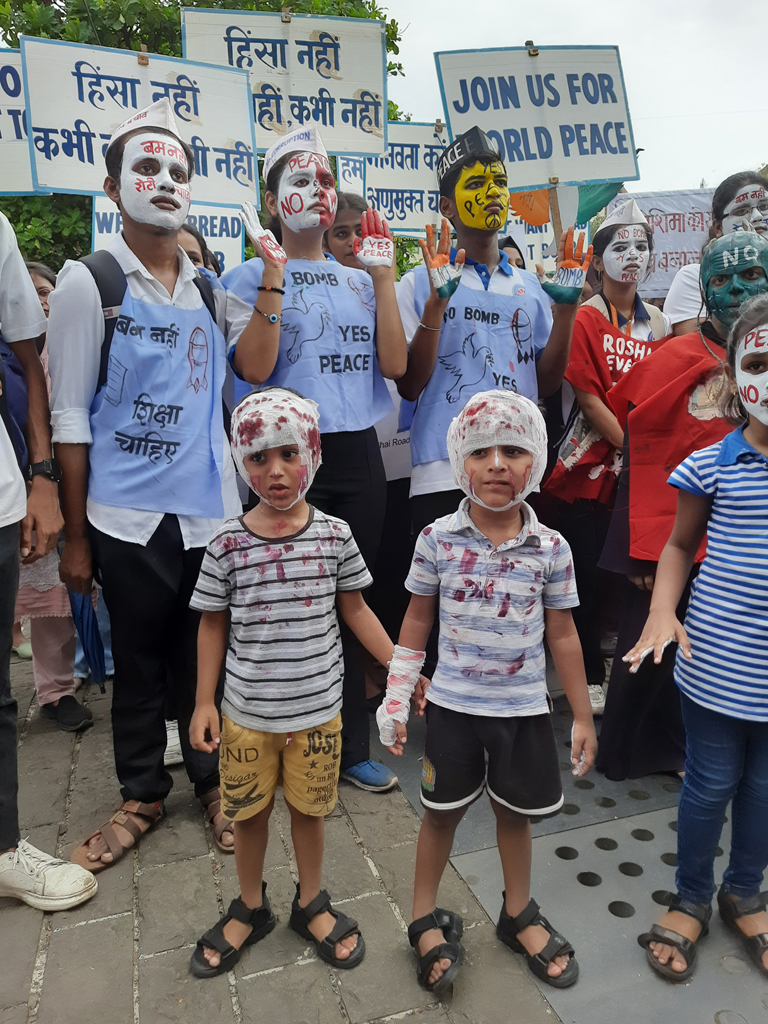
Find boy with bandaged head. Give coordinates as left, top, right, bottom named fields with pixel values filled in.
left=188, top=387, right=406, bottom=978
left=378, top=391, right=597, bottom=995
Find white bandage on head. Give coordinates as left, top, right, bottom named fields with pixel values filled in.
left=376, top=645, right=426, bottom=747
left=230, top=388, right=322, bottom=508
left=446, top=390, right=548, bottom=511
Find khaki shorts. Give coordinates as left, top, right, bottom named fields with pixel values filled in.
left=219, top=711, right=342, bottom=820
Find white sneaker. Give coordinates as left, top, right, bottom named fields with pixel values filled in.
left=0, top=839, right=98, bottom=911
left=588, top=684, right=606, bottom=715
left=164, top=720, right=184, bottom=766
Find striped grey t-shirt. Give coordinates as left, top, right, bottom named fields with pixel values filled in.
left=190, top=508, right=372, bottom=732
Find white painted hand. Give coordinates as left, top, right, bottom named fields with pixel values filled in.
left=353, top=209, right=394, bottom=268
left=240, top=202, right=286, bottom=266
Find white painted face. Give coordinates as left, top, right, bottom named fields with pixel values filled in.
left=721, top=185, right=768, bottom=236
left=119, top=132, right=191, bottom=231
left=602, top=225, right=650, bottom=284
left=735, top=323, right=768, bottom=425
left=276, top=151, right=337, bottom=233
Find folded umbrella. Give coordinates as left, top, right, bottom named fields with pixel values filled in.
left=68, top=590, right=107, bottom=693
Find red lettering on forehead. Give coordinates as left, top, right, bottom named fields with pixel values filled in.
left=615, top=228, right=629, bottom=240
left=733, top=191, right=750, bottom=205
left=743, top=326, right=768, bottom=351
left=287, top=152, right=331, bottom=175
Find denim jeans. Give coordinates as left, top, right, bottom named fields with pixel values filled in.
left=676, top=692, right=768, bottom=905
left=0, top=523, right=20, bottom=848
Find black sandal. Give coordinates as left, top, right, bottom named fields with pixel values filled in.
left=190, top=884, right=276, bottom=978
left=407, top=908, right=464, bottom=996
left=289, top=886, right=365, bottom=969
left=497, top=895, right=579, bottom=988
left=637, top=892, right=711, bottom=983
left=717, top=887, right=768, bottom=976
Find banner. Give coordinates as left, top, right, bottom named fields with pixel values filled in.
left=92, top=197, right=244, bottom=273
left=20, top=36, right=258, bottom=207
left=607, top=188, right=714, bottom=296
left=435, top=45, right=639, bottom=192
left=181, top=8, right=387, bottom=155
left=337, top=122, right=448, bottom=237
left=0, top=50, right=39, bottom=195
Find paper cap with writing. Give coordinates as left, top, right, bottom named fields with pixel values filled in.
left=106, top=97, right=183, bottom=153
left=599, top=198, right=649, bottom=234
left=262, top=126, right=328, bottom=183
left=436, top=126, right=502, bottom=186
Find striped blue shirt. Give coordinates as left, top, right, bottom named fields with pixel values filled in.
left=405, top=499, right=578, bottom=717
left=668, top=428, right=768, bottom=721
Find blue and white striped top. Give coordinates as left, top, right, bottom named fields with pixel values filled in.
left=668, top=428, right=768, bottom=721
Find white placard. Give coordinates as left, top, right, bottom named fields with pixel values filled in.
left=20, top=36, right=258, bottom=207
left=607, top=189, right=714, bottom=297
left=181, top=8, right=387, bottom=155
left=0, top=50, right=38, bottom=195
left=92, top=196, right=244, bottom=274
left=337, top=121, right=447, bottom=238
left=435, top=45, right=639, bottom=192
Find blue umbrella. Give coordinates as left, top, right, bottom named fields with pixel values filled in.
left=68, top=591, right=107, bottom=693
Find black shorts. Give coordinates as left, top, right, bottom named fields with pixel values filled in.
left=421, top=703, right=563, bottom=815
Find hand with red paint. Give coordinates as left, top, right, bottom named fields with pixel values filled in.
left=536, top=226, right=593, bottom=305
left=353, top=209, right=395, bottom=270
left=240, top=201, right=287, bottom=266
left=420, top=218, right=465, bottom=300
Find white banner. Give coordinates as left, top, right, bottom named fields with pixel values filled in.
left=607, top=189, right=714, bottom=297
left=20, top=36, right=258, bottom=207
left=337, top=122, right=447, bottom=237
left=92, top=196, right=244, bottom=274
left=181, top=8, right=387, bottom=155
left=435, top=45, right=639, bottom=192
left=0, top=50, right=39, bottom=195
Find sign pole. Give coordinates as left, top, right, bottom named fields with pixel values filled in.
left=548, top=176, right=562, bottom=241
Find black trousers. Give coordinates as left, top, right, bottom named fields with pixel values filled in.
left=0, top=523, right=20, bottom=849
left=90, top=514, right=219, bottom=803
left=307, top=427, right=386, bottom=770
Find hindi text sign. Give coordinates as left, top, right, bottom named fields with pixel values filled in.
left=0, top=50, right=40, bottom=195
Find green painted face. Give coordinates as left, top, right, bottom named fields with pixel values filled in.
left=701, top=233, right=768, bottom=327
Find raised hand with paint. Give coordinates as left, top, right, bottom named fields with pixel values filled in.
left=353, top=208, right=395, bottom=271
left=240, top=201, right=286, bottom=266
left=537, top=226, right=593, bottom=305
left=418, top=219, right=465, bottom=300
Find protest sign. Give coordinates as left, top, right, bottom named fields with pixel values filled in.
left=336, top=122, right=448, bottom=236
left=435, top=46, right=639, bottom=192
left=0, top=50, right=39, bottom=195
left=20, top=36, right=258, bottom=207
left=92, top=197, right=244, bottom=273
left=607, top=188, right=714, bottom=296
left=181, top=8, right=387, bottom=155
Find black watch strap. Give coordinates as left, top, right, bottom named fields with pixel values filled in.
left=26, top=459, right=62, bottom=483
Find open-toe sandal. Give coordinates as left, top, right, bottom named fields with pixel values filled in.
left=190, top=884, right=276, bottom=978
left=407, top=908, right=464, bottom=996
left=497, top=895, right=579, bottom=989
left=289, top=886, right=365, bottom=969
left=717, top=887, right=768, bottom=976
left=71, top=800, right=165, bottom=874
left=200, top=789, right=235, bottom=854
left=637, top=892, right=711, bottom=983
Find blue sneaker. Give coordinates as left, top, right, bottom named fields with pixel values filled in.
left=341, top=760, right=398, bottom=792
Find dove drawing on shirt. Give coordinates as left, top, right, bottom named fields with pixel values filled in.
left=438, top=332, right=495, bottom=404
left=282, top=288, right=333, bottom=364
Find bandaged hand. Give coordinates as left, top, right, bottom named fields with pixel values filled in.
left=622, top=610, right=691, bottom=674
left=537, top=226, right=592, bottom=305
left=376, top=645, right=426, bottom=752
left=240, top=202, right=287, bottom=266
left=420, top=219, right=465, bottom=300
left=353, top=209, right=394, bottom=269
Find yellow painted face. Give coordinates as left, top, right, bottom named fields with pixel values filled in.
left=454, top=160, right=509, bottom=231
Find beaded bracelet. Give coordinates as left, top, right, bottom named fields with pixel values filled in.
left=257, top=284, right=285, bottom=295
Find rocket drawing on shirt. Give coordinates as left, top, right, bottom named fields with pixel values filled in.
left=511, top=308, right=534, bottom=365
left=438, top=332, right=494, bottom=404
left=187, top=326, right=209, bottom=393
left=282, top=288, right=333, bottom=364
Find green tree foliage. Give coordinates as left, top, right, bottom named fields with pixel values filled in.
left=0, top=0, right=404, bottom=269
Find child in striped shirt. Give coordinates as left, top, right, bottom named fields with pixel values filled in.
left=630, top=292, right=768, bottom=983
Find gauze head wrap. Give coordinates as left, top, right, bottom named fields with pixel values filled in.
left=230, top=388, right=322, bottom=509
left=447, top=390, right=547, bottom=511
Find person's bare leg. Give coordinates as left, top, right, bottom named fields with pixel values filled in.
left=286, top=799, right=358, bottom=960
left=412, top=805, right=467, bottom=986
left=493, top=800, right=570, bottom=978
left=203, top=799, right=272, bottom=968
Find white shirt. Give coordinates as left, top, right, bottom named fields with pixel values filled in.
left=0, top=211, right=49, bottom=528
left=663, top=263, right=704, bottom=327
left=48, top=234, right=254, bottom=548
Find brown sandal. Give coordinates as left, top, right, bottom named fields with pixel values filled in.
left=200, top=789, right=235, bottom=854
left=71, top=799, right=165, bottom=874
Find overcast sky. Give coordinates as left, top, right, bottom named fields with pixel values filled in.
left=382, top=0, right=768, bottom=194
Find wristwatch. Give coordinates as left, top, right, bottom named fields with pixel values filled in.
left=26, top=459, right=63, bottom=483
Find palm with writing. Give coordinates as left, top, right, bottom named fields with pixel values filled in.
left=419, top=218, right=465, bottom=300
left=240, top=201, right=287, bottom=266
left=536, top=226, right=593, bottom=305
left=353, top=209, right=395, bottom=270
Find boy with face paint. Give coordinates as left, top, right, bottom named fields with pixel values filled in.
left=396, top=125, right=591, bottom=534
left=375, top=391, right=596, bottom=994
left=47, top=99, right=259, bottom=872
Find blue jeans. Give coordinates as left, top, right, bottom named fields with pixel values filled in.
left=676, top=692, right=768, bottom=905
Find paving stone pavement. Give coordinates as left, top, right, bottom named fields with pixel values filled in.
left=2, top=657, right=561, bottom=1024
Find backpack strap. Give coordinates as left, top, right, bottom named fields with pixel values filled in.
left=193, top=271, right=217, bottom=323
left=80, top=250, right=128, bottom=391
